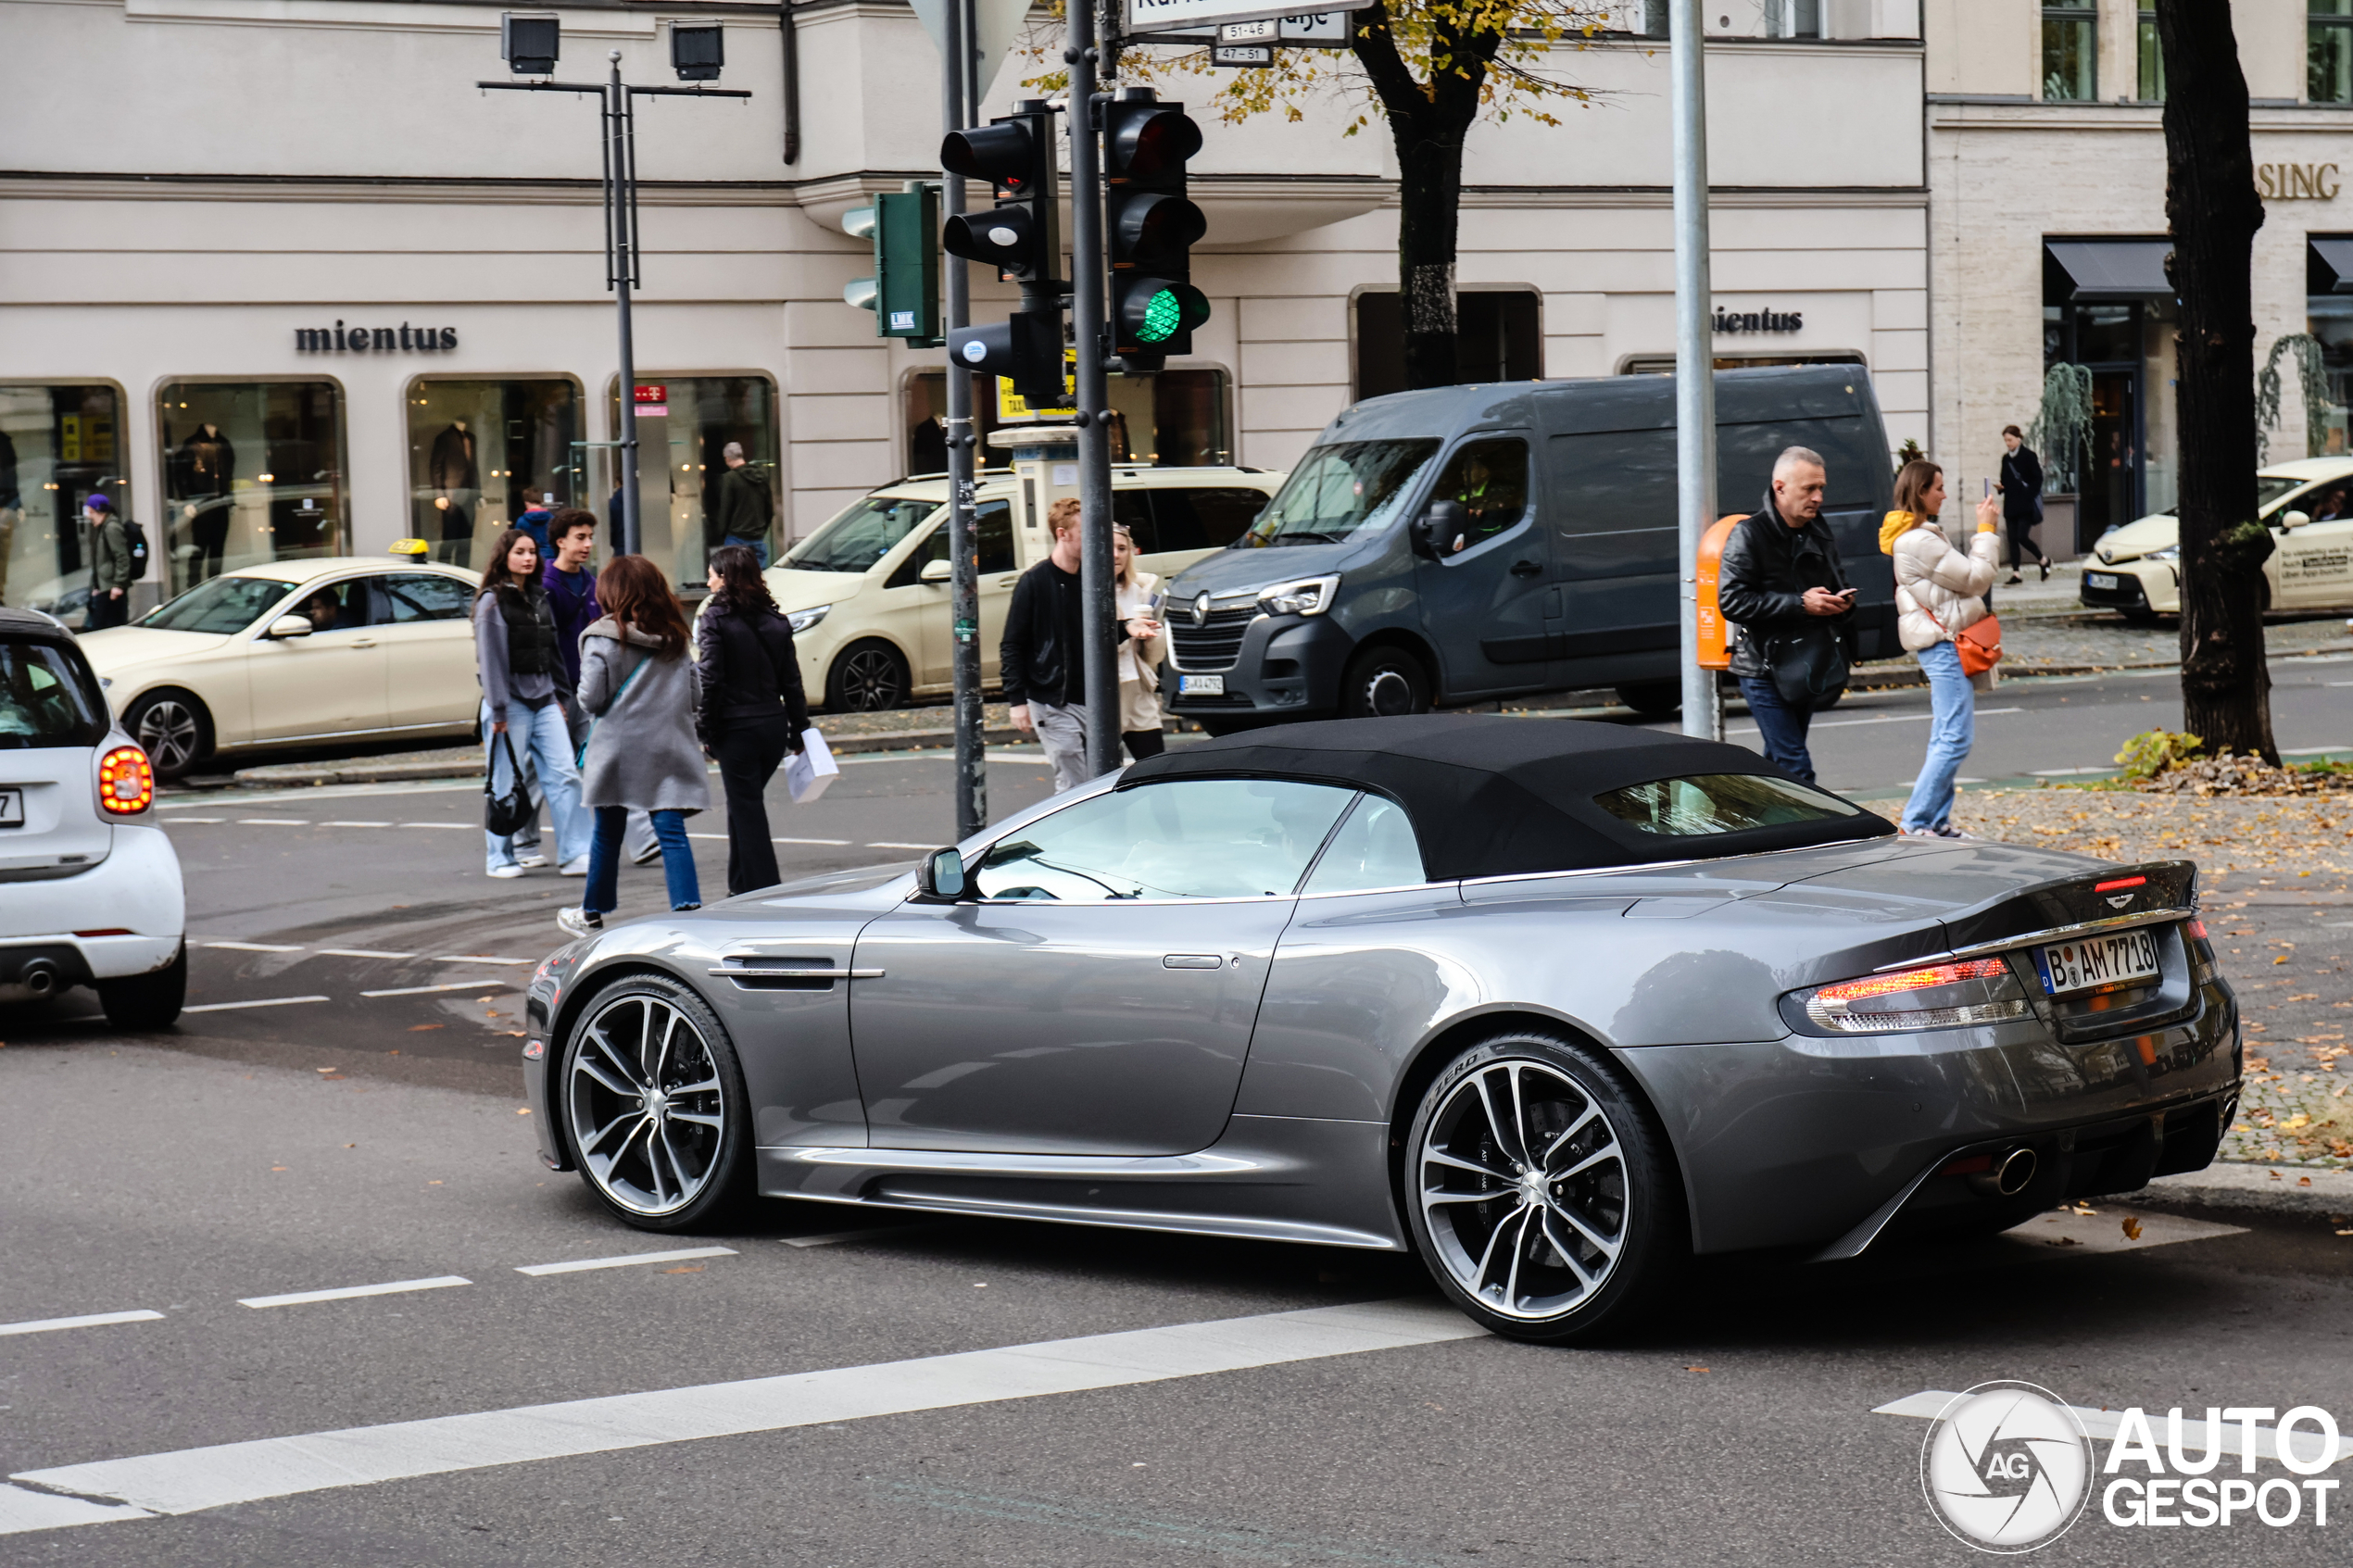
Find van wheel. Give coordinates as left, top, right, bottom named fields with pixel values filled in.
left=1614, top=683, right=1680, bottom=717
left=826, top=641, right=911, bottom=712
left=123, top=691, right=212, bottom=780
left=1339, top=646, right=1430, bottom=719
left=98, top=943, right=186, bottom=1031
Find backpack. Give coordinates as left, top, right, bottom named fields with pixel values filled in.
left=121, top=518, right=150, bottom=581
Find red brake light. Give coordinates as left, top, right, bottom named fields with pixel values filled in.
left=2095, top=875, right=2147, bottom=893
left=98, top=746, right=154, bottom=815
left=1809, top=958, right=2011, bottom=1008
left=2186, top=919, right=2208, bottom=940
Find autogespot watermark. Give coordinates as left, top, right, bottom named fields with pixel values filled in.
left=1919, top=1382, right=2346, bottom=1552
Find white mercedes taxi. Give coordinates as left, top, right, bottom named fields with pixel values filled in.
left=0, top=608, right=184, bottom=1028
left=80, top=553, right=483, bottom=779
left=2083, top=456, right=2353, bottom=620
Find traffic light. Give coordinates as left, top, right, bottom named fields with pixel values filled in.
left=1102, top=89, right=1210, bottom=364
left=940, top=106, right=1061, bottom=287
left=950, top=308, right=1070, bottom=408
left=842, top=182, right=942, bottom=346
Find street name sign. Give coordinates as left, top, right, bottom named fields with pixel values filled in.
left=1126, top=0, right=1365, bottom=39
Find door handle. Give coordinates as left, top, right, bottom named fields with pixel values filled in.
left=351, top=638, right=378, bottom=648
left=1162, top=954, right=1223, bottom=970
left=1509, top=559, right=1542, bottom=579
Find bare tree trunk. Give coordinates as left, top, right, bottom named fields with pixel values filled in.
left=2154, top=0, right=2277, bottom=762
left=1354, top=2, right=1495, bottom=391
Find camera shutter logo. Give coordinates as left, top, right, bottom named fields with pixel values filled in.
left=1920, top=1382, right=2094, bottom=1552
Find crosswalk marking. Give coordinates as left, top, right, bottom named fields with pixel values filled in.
left=359, top=982, right=511, bottom=998
left=182, top=996, right=331, bottom=1014
left=201, top=941, right=304, bottom=953
left=0, top=1309, right=164, bottom=1338
left=237, top=1276, right=471, bottom=1311
left=514, top=1247, right=737, bottom=1276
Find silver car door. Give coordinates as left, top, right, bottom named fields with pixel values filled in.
left=847, top=777, right=1359, bottom=1157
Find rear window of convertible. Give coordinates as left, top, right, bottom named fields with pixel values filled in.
left=1593, top=773, right=1866, bottom=837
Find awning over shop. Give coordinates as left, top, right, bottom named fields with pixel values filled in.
left=2043, top=239, right=2176, bottom=301
left=2309, top=236, right=2353, bottom=294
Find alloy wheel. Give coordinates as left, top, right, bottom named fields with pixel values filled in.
left=566, top=993, right=729, bottom=1217
left=134, top=699, right=202, bottom=775
left=1416, top=1059, right=1629, bottom=1321
left=837, top=646, right=906, bottom=710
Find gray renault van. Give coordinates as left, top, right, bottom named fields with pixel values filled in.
left=1161, top=365, right=1899, bottom=729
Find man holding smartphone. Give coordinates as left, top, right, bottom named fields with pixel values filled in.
left=1717, top=445, right=1856, bottom=785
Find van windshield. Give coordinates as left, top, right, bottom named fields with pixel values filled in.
left=1239, top=440, right=1440, bottom=547
left=784, top=495, right=942, bottom=573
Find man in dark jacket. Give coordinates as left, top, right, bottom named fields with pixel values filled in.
left=83, top=494, right=134, bottom=630
left=536, top=508, right=657, bottom=866
left=712, top=444, right=774, bottom=567
left=1003, top=498, right=1122, bottom=793
left=1995, top=424, right=2047, bottom=583
left=1717, top=445, right=1854, bottom=786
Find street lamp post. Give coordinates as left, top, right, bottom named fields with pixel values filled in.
left=940, top=0, right=988, bottom=841
left=479, top=29, right=749, bottom=558
left=1670, top=0, right=1722, bottom=742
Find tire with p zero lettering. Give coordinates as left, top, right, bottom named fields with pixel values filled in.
left=1404, top=1030, right=1684, bottom=1344
left=560, top=972, right=752, bottom=1231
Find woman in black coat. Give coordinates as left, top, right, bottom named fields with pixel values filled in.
left=1996, top=424, right=2050, bottom=583
left=697, top=545, right=812, bottom=896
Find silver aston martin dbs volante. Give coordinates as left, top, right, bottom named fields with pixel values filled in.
left=521, top=715, right=2239, bottom=1343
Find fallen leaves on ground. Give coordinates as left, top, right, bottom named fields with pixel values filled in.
left=2122, top=1217, right=2144, bottom=1240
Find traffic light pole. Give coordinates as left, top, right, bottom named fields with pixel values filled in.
left=1067, top=0, right=1121, bottom=779
left=940, top=0, right=987, bottom=840
left=1670, top=0, right=1722, bottom=742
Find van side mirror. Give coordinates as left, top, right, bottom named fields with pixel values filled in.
left=918, top=558, right=952, bottom=584
left=2280, top=509, right=2310, bottom=531
left=265, top=615, right=314, bottom=639
left=915, top=847, right=967, bottom=901
left=1412, top=499, right=1466, bottom=558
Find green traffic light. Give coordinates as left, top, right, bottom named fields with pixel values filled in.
left=1137, top=287, right=1183, bottom=344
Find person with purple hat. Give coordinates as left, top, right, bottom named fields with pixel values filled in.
left=82, top=494, right=134, bottom=630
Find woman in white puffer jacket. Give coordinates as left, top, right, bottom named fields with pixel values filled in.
left=1882, top=458, right=2002, bottom=838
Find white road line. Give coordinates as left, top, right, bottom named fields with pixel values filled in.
left=359, top=981, right=511, bottom=997
left=200, top=941, right=305, bottom=953
left=2284, top=744, right=2349, bottom=752
left=430, top=955, right=534, bottom=966
left=160, top=816, right=225, bottom=823
left=2029, top=766, right=2114, bottom=777
left=401, top=822, right=473, bottom=830
left=772, top=836, right=852, bottom=846
left=0, top=1309, right=165, bottom=1338
left=234, top=818, right=311, bottom=826
left=687, top=833, right=728, bottom=840
left=781, top=1224, right=940, bottom=1248
left=1727, top=705, right=2025, bottom=738
left=1876, top=1391, right=2353, bottom=1465
left=6, top=1299, right=1479, bottom=1528
left=182, top=996, right=331, bottom=1013
left=0, top=1486, right=153, bottom=1532
left=865, top=841, right=937, bottom=849
left=237, top=1276, right=471, bottom=1311
left=316, top=947, right=416, bottom=960
left=319, top=820, right=395, bottom=827
left=514, top=1246, right=737, bottom=1276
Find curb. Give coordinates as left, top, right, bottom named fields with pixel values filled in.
left=2130, top=1162, right=2353, bottom=1221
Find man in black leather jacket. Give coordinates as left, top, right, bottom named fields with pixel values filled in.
left=1717, top=445, right=1854, bottom=785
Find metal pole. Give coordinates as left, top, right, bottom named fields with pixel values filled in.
left=1670, top=0, right=1720, bottom=742
left=610, top=51, right=644, bottom=558
left=1069, top=0, right=1118, bottom=778
left=943, top=0, right=987, bottom=840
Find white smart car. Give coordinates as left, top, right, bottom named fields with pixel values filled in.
left=0, top=608, right=185, bottom=1028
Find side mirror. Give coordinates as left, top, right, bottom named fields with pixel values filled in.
left=1412, top=499, right=1465, bottom=558
left=919, top=558, right=952, bottom=585
left=2280, top=509, right=2310, bottom=531
left=265, top=615, right=314, bottom=639
left=915, top=846, right=967, bottom=901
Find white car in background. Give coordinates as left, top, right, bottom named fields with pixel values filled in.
left=0, top=608, right=185, bottom=1028
left=2082, top=456, right=2353, bottom=620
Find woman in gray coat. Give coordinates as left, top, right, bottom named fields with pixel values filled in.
left=558, top=555, right=708, bottom=935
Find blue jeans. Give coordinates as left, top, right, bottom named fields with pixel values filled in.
left=1736, top=676, right=1818, bottom=786
left=722, top=535, right=769, bottom=570
left=584, top=807, right=699, bottom=914
left=1901, top=639, right=1974, bottom=832
left=483, top=699, right=589, bottom=872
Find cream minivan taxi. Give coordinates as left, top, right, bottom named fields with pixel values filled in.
left=2083, top=456, right=2353, bottom=620
left=774, top=466, right=1282, bottom=710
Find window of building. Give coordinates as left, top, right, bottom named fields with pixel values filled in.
left=605, top=376, right=781, bottom=585
left=405, top=378, right=579, bottom=571
left=2314, top=1, right=2353, bottom=104
left=1766, top=0, right=1821, bottom=38
left=1353, top=289, right=1542, bottom=403
left=925, top=368, right=1231, bottom=472
left=2137, top=6, right=2166, bottom=100
left=0, top=383, right=129, bottom=621
left=157, top=381, right=346, bottom=594
left=2308, top=241, right=2353, bottom=454
left=2042, top=2, right=2097, bottom=101
left=1636, top=1, right=1667, bottom=37
left=903, top=370, right=1002, bottom=477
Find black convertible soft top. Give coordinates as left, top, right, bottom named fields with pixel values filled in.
left=1118, top=714, right=1894, bottom=881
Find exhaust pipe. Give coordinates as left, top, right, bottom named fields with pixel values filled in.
left=19, top=959, right=60, bottom=998
left=1975, top=1147, right=2038, bottom=1198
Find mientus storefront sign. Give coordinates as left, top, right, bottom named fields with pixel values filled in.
left=1714, top=306, right=1803, bottom=334
left=293, top=320, right=460, bottom=354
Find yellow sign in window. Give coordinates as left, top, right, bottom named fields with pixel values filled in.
left=996, top=349, right=1077, bottom=421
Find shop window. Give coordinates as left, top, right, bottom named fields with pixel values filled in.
left=2314, top=1, right=2353, bottom=104
left=0, top=384, right=129, bottom=622
left=1353, top=290, right=1541, bottom=404
left=904, top=371, right=1003, bottom=476
left=2137, top=6, right=2165, bottom=100
left=405, top=378, right=580, bottom=571
left=2042, top=3, right=2096, bottom=101
left=157, top=381, right=346, bottom=594
left=922, top=368, right=1232, bottom=471
left=604, top=376, right=780, bottom=585
left=1766, top=0, right=1820, bottom=38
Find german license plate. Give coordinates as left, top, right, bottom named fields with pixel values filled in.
left=1177, top=674, right=1225, bottom=696
left=2035, top=929, right=2161, bottom=996
left=2084, top=571, right=2119, bottom=590
left=0, top=790, right=21, bottom=828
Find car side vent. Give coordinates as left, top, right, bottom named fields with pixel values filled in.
left=709, top=956, right=841, bottom=991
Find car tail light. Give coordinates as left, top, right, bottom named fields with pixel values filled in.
left=1790, top=957, right=2032, bottom=1035
left=98, top=746, right=154, bottom=815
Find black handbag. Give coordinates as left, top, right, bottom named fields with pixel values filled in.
left=484, top=731, right=539, bottom=837
left=1764, top=623, right=1850, bottom=708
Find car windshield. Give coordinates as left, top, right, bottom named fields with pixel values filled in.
left=140, top=575, right=302, bottom=634
left=1594, top=773, right=1866, bottom=836
left=1238, top=440, right=1440, bottom=548
left=0, top=637, right=108, bottom=750
left=784, top=495, right=942, bottom=573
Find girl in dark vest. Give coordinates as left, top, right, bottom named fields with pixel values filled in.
left=473, top=527, right=591, bottom=879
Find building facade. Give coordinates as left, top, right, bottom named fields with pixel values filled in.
left=1, top=0, right=1926, bottom=615
left=1926, top=0, right=2353, bottom=557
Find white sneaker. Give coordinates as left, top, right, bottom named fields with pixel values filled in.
left=516, top=851, right=550, bottom=869
left=560, top=856, right=591, bottom=877
left=487, top=863, right=526, bottom=879
left=557, top=907, right=603, bottom=937
left=631, top=842, right=663, bottom=867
